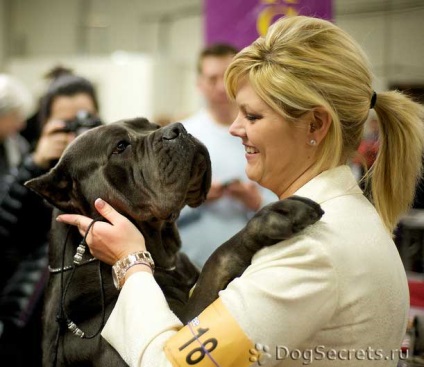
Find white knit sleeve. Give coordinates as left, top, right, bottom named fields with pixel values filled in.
left=101, top=272, right=181, bottom=367
left=219, top=232, right=338, bottom=351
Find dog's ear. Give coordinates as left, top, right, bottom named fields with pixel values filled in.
left=25, top=167, right=76, bottom=212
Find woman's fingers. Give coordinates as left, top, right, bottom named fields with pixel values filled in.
left=56, top=199, right=147, bottom=264
left=56, top=199, right=125, bottom=232
left=94, top=198, right=125, bottom=225
left=56, top=213, right=94, bottom=236
left=43, top=119, right=66, bottom=134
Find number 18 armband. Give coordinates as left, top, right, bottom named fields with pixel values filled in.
left=164, top=298, right=255, bottom=367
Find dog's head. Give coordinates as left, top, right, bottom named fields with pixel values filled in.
left=25, top=118, right=211, bottom=223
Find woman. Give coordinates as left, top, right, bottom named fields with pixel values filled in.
left=0, top=67, right=101, bottom=267
left=0, top=68, right=100, bottom=366
left=0, top=73, right=71, bottom=366
left=58, top=16, right=424, bottom=366
left=0, top=74, right=33, bottom=177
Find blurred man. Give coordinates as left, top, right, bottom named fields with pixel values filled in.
left=178, top=43, right=275, bottom=268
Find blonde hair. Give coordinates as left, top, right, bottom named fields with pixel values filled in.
left=225, top=15, right=424, bottom=233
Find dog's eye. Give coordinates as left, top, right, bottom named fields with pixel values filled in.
left=112, top=140, right=130, bottom=154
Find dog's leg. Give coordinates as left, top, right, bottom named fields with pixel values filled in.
left=180, top=196, right=324, bottom=323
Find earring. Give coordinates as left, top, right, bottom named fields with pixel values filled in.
left=309, top=139, right=317, bottom=146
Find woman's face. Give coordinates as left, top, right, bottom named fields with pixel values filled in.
left=50, top=93, right=97, bottom=121
left=229, top=80, right=316, bottom=198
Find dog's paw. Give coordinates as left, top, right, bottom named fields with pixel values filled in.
left=246, top=196, right=324, bottom=244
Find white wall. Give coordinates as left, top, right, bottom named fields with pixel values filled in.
left=0, top=0, right=6, bottom=69
left=7, top=55, right=155, bottom=123
left=336, top=6, right=424, bottom=91
left=2, top=0, right=424, bottom=124
left=8, top=0, right=80, bottom=56
left=4, top=0, right=204, bottom=122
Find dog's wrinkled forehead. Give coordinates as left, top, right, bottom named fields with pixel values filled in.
left=121, top=117, right=161, bottom=136
left=63, top=117, right=160, bottom=161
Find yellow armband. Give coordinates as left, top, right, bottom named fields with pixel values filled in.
left=164, top=298, right=254, bottom=367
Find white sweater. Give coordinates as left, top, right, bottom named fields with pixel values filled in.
left=102, top=165, right=409, bottom=366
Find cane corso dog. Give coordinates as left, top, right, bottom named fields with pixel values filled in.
left=25, top=118, right=323, bottom=367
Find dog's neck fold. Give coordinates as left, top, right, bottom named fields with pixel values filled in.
left=138, top=220, right=181, bottom=269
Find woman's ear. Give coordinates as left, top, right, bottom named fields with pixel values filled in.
left=307, top=107, right=332, bottom=146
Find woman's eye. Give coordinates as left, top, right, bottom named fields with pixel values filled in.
left=246, top=114, right=261, bottom=122
left=112, top=140, right=130, bottom=154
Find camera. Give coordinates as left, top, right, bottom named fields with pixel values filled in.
left=62, top=110, right=103, bottom=135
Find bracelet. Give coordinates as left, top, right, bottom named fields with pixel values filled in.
left=126, top=260, right=153, bottom=273
left=112, top=251, right=155, bottom=290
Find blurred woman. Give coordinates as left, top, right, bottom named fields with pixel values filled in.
left=0, top=68, right=100, bottom=366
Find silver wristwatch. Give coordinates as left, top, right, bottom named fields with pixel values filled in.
left=112, top=251, right=155, bottom=290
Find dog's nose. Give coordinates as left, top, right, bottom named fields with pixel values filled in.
left=162, top=123, right=186, bottom=141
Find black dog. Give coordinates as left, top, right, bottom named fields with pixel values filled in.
left=25, top=118, right=323, bottom=366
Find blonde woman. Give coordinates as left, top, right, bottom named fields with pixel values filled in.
left=59, top=16, right=424, bottom=366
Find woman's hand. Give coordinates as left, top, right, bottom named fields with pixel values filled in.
left=32, top=120, right=76, bottom=169
left=225, top=181, right=262, bottom=211
left=56, top=198, right=146, bottom=265
left=206, top=181, right=225, bottom=202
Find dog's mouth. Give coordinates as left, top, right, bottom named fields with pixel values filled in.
left=140, top=131, right=211, bottom=222
left=153, top=135, right=211, bottom=219
left=185, top=135, right=211, bottom=207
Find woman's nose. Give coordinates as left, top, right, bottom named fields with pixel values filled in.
left=229, top=113, right=245, bottom=137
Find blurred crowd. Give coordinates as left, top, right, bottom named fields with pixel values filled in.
left=0, top=66, right=102, bottom=366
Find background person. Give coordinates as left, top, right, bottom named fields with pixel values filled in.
left=0, top=67, right=101, bottom=366
left=350, top=109, right=380, bottom=183
left=58, top=16, right=424, bottom=367
left=178, top=43, right=275, bottom=268
left=0, top=73, right=65, bottom=366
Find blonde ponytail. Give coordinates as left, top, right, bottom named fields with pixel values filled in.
left=366, top=91, right=424, bottom=232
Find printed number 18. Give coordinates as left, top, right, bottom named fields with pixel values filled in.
left=179, top=327, right=218, bottom=365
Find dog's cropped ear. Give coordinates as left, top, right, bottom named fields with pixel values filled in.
left=25, top=167, right=75, bottom=212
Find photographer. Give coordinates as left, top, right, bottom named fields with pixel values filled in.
left=0, top=67, right=102, bottom=366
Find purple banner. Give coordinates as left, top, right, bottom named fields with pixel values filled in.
left=205, top=0, right=333, bottom=50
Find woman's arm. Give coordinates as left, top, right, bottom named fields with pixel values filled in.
left=57, top=199, right=336, bottom=367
